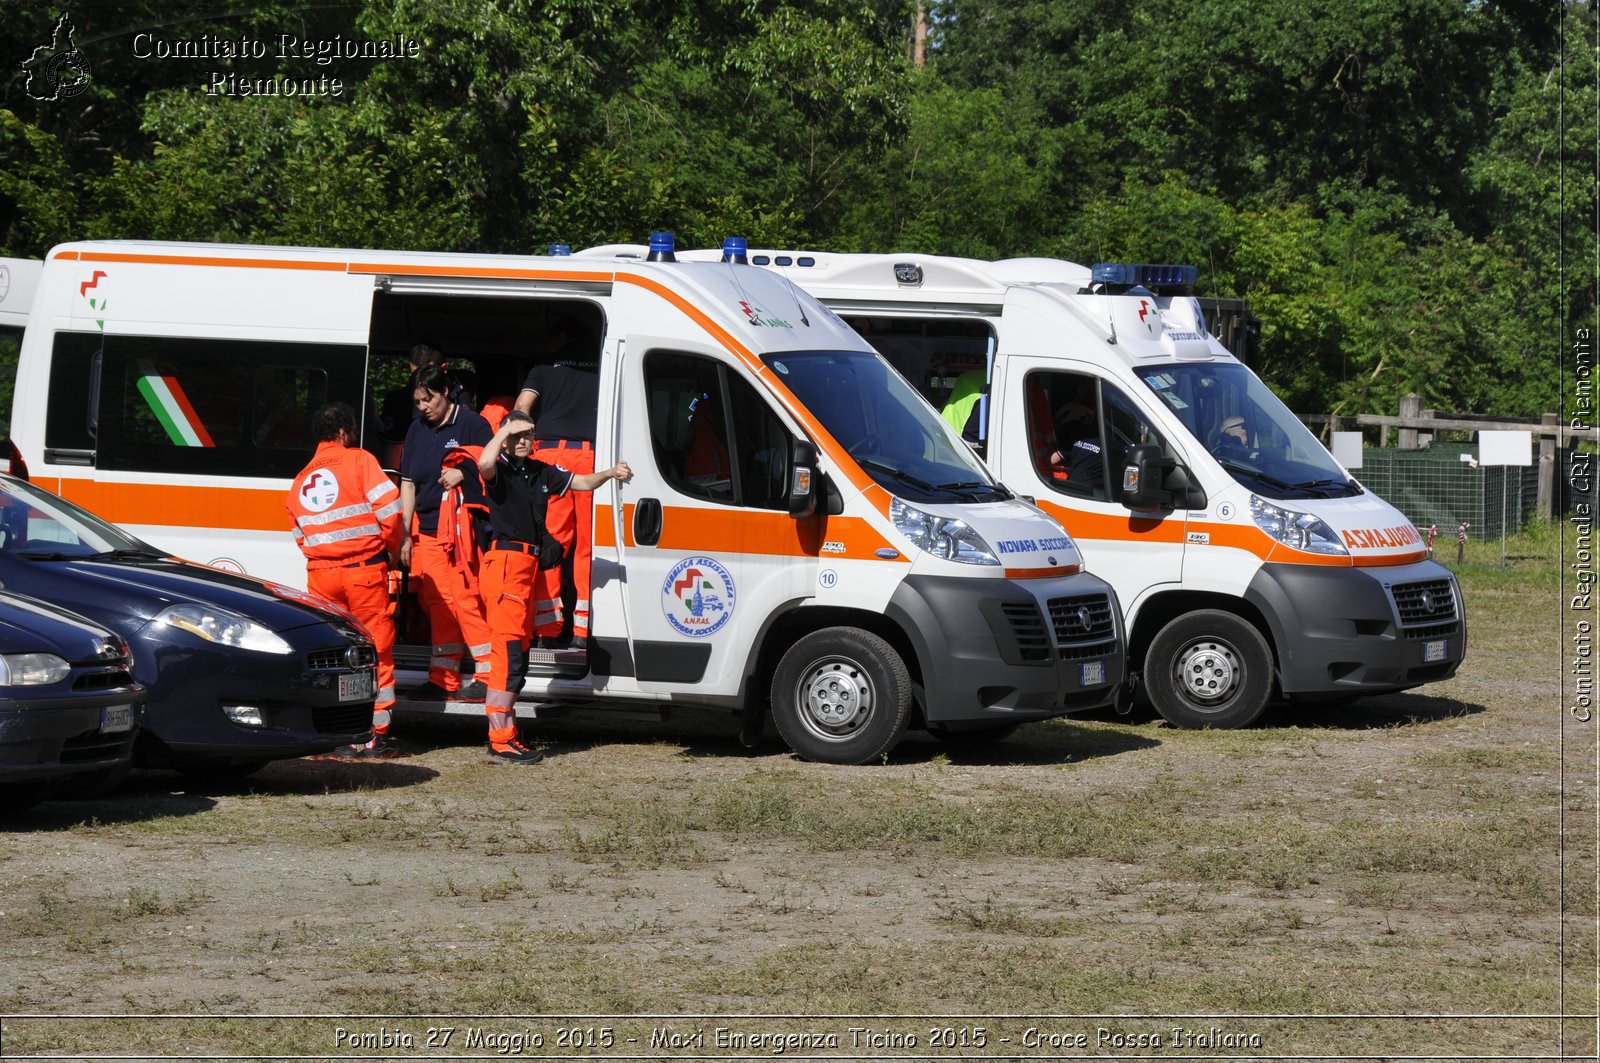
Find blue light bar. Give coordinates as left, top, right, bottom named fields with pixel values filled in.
left=547, top=243, right=571, bottom=256
left=1091, top=263, right=1198, bottom=289
left=721, top=236, right=749, bottom=263
left=647, top=231, right=677, bottom=262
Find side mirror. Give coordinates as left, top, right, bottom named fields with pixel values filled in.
left=789, top=440, right=819, bottom=518
left=1120, top=443, right=1177, bottom=512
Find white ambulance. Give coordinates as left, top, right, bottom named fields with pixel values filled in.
left=5, top=238, right=1126, bottom=763
left=663, top=246, right=1467, bottom=729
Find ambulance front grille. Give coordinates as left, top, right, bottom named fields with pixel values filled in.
left=1047, top=593, right=1117, bottom=646
left=1391, top=578, right=1458, bottom=635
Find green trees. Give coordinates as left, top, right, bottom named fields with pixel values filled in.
left=1, top=0, right=1589, bottom=419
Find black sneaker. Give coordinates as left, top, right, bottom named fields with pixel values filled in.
left=486, top=739, right=543, bottom=764
left=570, top=635, right=587, bottom=650
left=327, top=734, right=399, bottom=761
left=454, top=679, right=488, bottom=701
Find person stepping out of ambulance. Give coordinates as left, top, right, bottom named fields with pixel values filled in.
left=477, top=411, right=632, bottom=763
left=288, top=403, right=404, bottom=760
left=401, top=366, right=495, bottom=701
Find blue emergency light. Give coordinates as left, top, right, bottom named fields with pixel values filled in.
left=1091, top=262, right=1198, bottom=291
left=647, top=231, right=677, bottom=262
left=547, top=243, right=571, bottom=256
left=721, top=236, right=749, bottom=264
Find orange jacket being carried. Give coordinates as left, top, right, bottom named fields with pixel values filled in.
left=288, top=441, right=404, bottom=567
left=435, top=445, right=487, bottom=594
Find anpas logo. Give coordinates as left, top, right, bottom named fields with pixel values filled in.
left=662, top=557, right=736, bottom=638
left=739, top=300, right=794, bottom=330
left=298, top=469, right=340, bottom=513
left=1137, top=298, right=1161, bottom=335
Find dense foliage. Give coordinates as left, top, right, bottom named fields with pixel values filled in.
left=2, top=0, right=1593, bottom=418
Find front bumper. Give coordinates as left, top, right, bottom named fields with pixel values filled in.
left=1245, top=560, right=1467, bottom=695
left=886, top=571, right=1126, bottom=725
left=0, top=688, right=145, bottom=784
left=133, top=623, right=376, bottom=764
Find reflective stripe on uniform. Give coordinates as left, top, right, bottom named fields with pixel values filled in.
left=296, top=501, right=375, bottom=528
left=372, top=707, right=393, bottom=729
left=302, top=521, right=383, bottom=547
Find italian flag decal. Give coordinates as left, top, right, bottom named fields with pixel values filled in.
left=135, top=360, right=215, bottom=447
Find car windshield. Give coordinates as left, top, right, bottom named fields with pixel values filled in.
left=0, top=477, right=156, bottom=558
left=1136, top=363, right=1362, bottom=500
left=761, top=349, right=1008, bottom=504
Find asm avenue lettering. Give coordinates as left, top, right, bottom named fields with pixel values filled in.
left=997, top=536, right=1072, bottom=554
left=1341, top=524, right=1422, bottom=550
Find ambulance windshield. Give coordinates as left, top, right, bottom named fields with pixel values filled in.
left=762, top=350, right=1008, bottom=503
left=1137, top=364, right=1361, bottom=500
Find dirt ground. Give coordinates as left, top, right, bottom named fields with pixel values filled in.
left=0, top=572, right=1594, bottom=1060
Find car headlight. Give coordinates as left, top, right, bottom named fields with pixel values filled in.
left=1249, top=494, right=1348, bottom=555
left=0, top=653, right=71, bottom=686
left=152, top=604, right=294, bottom=655
left=890, top=498, right=1001, bottom=565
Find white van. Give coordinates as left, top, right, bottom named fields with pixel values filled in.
left=6, top=238, right=1126, bottom=762
left=667, top=246, right=1467, bottom=729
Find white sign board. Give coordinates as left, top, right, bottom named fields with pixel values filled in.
left=1479, top=430, right=1532, bottom=467
left=1331, top=431, right=1363, bottom=469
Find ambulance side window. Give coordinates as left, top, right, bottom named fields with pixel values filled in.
left=644, top=351, right=788, bottom=511
left=44, top=332, right=102, bottom=454
left=92, top=336, right=365, bottom=477
left=1026, top=371, right=1166, bottom=502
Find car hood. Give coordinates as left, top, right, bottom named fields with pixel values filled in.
left=2, top=554, right=347, bottom=633
left=0, top=590, right=123, bottom=658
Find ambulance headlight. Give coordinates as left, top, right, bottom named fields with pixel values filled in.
left=152, top=604, right=295, bottom=655
left=1249, top=495, right=1348, bottom=555
left=890, top=499, right=1000, bottom=565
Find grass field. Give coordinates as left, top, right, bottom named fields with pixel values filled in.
left=0, top=525, right=1592, bottom=1060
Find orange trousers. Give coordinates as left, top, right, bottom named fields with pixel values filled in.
left=409, top=532, right=492, bottom=690
left=479, top=548, right=538, bottom=711
left=307, top=560, right=395, bottom=730
left=532, top=443, right=595, bottom=639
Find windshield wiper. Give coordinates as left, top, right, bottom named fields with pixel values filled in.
left=935, top=480, right=1012, bottom=500
left=857, top=459, right=936, bottom=492
left=11, top=549, right=84, bottom=560
left=1216, top=460, right=1295, bottom=492
left=90, top=547, right=168, bottom=560
left=1291, top=478, right=1359, bottom=497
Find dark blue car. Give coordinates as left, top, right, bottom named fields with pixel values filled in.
left=0, top=474, right=375, bottom=780
left=0, top=591, right=145, bottom=812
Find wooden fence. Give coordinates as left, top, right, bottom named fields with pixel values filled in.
left=1300, top=394, right=1596, bottom=522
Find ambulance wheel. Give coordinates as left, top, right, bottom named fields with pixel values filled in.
left=1145, top=611, right=1273, bottom=729
left=770, top=628, right=912, bottom=764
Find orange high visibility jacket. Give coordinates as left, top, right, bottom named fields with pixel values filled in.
left=288, top=441, right=404, bottom=569
left=435, top=445, right=487, bottom=593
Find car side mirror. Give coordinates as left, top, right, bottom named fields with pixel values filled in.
left=789, top=440, right=819, bottom=518
left=1120, top=443, right=1177, bottom=512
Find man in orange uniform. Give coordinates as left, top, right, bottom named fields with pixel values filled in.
left=287, top=403, right=404, bottom=759
left=476, top=411, right=631, bottom=762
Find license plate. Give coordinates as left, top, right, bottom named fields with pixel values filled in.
left=101, top=704, right=134, bottom=734
left=1080, top=660, right=1106, bottom=686
left=339, top=670, right=375, bottom=702
left=1423, top=639, right=1449, bottom=663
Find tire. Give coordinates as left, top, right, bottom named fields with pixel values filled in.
left=1144, top=610, right=1274, bottom=729
left=770, top=627, right=912, bottom=764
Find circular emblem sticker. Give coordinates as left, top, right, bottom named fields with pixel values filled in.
left=1217, top=501, right=1235, bottom=521
left=298, top=469, right=340, bottom=513
left=662, top=557, right=736, bottom=638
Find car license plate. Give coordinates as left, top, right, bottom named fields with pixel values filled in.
left=1081, top=660, right=1106, bottom=686
left=101, top=704, right=134, bottom=734
left=1423, top=639, right=1449, bottom=663
left=339, top=670, right=375, bottom=702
